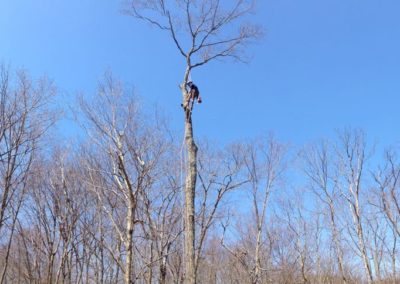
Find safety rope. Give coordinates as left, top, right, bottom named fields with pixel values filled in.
left=180, top=104, right=187, bottom=269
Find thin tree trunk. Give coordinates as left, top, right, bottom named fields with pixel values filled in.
left=159, top=242, right=168, bottom=284
left=0, top=177, right=12, bottom=233
left=159, top=258, right=167, bottom=284
left=0, top=197, right=22, bottom=284
left=47, top=251, right=56, bottom=284
left=328, top=202, right=347, bottom=284
left=115, top=138, right=137, bottom=284
left=147, top=242, right=153, bottom=284
left=125, top=193, right=135, bottom=284
left=392, top=230, right=397, bottom=284
left=356, top=219, right=373, bottom=284
left=351, top=199, right=373, bottom=284
left=373, top=252, right=381, bottom=283
left=253, top=228, right=262, bottom=284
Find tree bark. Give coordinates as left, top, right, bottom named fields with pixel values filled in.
left=327, top=202, right=347, bottom=284
left=181, top=67, right=197, bottom=284
left=253, top=228, right=262, bottom=284
left=125, top=192, right=135, bottom=284
left=183, top=117, right=197, bottom=284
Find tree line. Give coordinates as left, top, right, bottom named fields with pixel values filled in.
left=1, top=66, right=400, bottom=283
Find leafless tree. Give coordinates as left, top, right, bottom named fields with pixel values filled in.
left=138, top=140, right=183, bottom=284
left=220, top=137, right=287, bottom=284
left=4, top=61, right=400, bottom=284
left=18, top=152, right=82, bottom=283
left=124, top=1, right=261, bottom=282
left=301, top=141, right=349, bottom=283
left=372, top=148, right=400, bottom=283
left=335, top=130, right=374, bottom=283
left=0, top=65, right=56, bottom=282
left=79, top=73, right=173, bottom=283
left=195, top=142, right=247, bottom=279
left=281, top=196, right=313, bottom=284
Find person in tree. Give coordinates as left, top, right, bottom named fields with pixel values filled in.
left=187, top=81, right=202, bottom=110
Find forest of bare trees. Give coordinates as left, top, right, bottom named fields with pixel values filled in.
left=1, top=65, right=400, bottom=283
left=1, top=1, right=400, bottom=284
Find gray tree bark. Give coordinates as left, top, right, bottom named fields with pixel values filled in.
left=181, top=67, right=197, bottom=284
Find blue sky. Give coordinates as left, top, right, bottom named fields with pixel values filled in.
left=1, top=0, right=400, bottom=147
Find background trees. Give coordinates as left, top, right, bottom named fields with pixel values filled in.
left=0, top=65, right=56, bottom=283
left=1, top=65, right=400, bottom=283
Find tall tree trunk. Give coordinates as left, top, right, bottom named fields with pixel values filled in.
left=355, top=213, right=373, bottom=284
left=125, top=193, right=135, bottom=284
left=181, top=67, right=197, bottom=284
left=0, top=177, right=12, bottom=234
left=328, top=202, right=347, bottom=284
left=183, top=117, right=197, bottom=284
left=159, top=253, right=167, bottom=284
left=0, top=195, right=23, bottom=284
left=116, top=139, right=137, bottom=284
left=253, top=228, right=262, bottom=284
left=146, top=242, right=153, bottom=284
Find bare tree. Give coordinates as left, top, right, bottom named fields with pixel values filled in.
left=281, top=197, right=312, bottom=284
left=221, top=137, right=286, bottom=284
left=18, top=152, right=83, bottom=283
left=195, top=142, right=247, bottom=279
left=0, top=65, right=55, bottom=282
left=336, top=130, right=374, bottom=283
left=372, top=148, right=400, bottom=282
left=138, top=140, right=183, bottom=284
left=301, top=141, right=348, bottom=283
left=79, top=74, right=172, bottom=283
left=124, top=1, right=261, bottom=282
left=80, top=76, right=138, bottom=284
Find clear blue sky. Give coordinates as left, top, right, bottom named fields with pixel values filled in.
left=1, top=0, right=400, bottom=146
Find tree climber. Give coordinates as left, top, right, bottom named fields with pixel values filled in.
left=187, top=81, right=202, bottom=109
left=181, top=81, right=202, bottom=111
